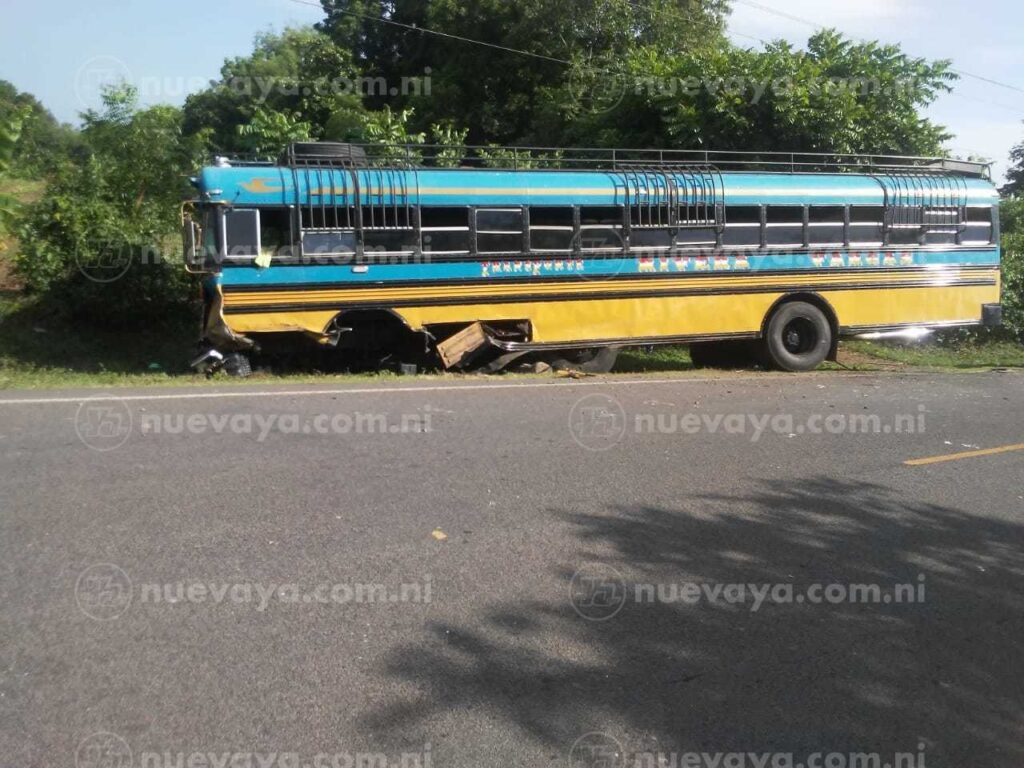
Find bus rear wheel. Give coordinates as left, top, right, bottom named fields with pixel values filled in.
left=762, top=301, right=832, bottom=372
left=547, top=346, right=620, bottom=373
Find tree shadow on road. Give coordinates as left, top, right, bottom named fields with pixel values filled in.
left=359, top=477, right=1024, bottom=766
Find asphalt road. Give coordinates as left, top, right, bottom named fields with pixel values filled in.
left=1, top=370, right=1023, bottom=768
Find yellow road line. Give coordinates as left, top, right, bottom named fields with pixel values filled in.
left=904, top=442, right=1024, bottom=466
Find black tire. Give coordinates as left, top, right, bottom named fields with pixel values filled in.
left=762, top=301, right=832, bottom=372
left=287, top=142, right=368, bottom=166
left=222, top=353, right=253, bottom=378
left=688, top=340, right=754, bottom=369
left=548, top=346, right=620, bottom=373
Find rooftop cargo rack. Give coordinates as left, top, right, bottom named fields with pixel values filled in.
left=216, top=142, right=992, bottom=179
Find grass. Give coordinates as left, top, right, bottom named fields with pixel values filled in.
left=0, top=293, right=198, bottom=388
left=1, top=293, right=1022, bottom=390
left=842, top=338, right=1024, bottom=369
left=0, top=293, right=432, bottom=389
left=616, top=345, right=694, bottom=372
left=2, top=177, right=45, bottom=204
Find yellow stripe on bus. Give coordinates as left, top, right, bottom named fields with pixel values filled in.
left=221, top=268, right=997, bottom=309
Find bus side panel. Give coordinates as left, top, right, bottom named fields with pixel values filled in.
left=221, top=280, right=999, bottom=343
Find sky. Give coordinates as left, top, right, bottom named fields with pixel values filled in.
left=1, top=0, right=1022, bottom=182
left=726, top=0, right=1024, bottom=183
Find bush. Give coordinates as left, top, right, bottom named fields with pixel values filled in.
left=999, top=199, right=1024, bottom=341
left=12, top=85, right=205, bottom=330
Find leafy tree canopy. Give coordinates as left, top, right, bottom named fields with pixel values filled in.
left=1002, top=135, right=1024, bottom=197
left=0, top=79, right=79, bottom=174
left=317, top=0, right=730, bottom=143
left=182, top=27, right=368, bottom=152
left=14, top=85, right=206, bottom=325
left=547, top=30, right=956, bottom=155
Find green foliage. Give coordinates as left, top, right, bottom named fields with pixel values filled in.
left=0, top=106, right=31, bottom=234
left=0, top=79, right=79, bottom=175
left=237, top=107, right=313, bottom=157
left=476, top=146, right=564, bottom=169
left=550, top=31, right=955, bottom=154
left=0, top=106, right=24, bottom=172
left=428, top=122, right=468, bottom=167
left=187, top=13, right=956, bottom=159
left=13, top=85, right=205, bottom=328
left=363, top=105, right=425, bottom=145
left=1002, top=136, right=1024, bottom=197
left=999, top=198, right=1024, bottom=340
left=319, top=0, right=729, bottom=143
left=182, top=27, right=368, bottom=152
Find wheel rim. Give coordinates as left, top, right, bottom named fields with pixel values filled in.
left=781, top=317, right=818, bottom=355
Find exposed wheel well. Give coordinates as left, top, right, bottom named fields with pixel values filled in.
left=329, top=309, right=417, bottom=334
left=761, top=293, right=840, bottom=360
left=328, top=309, right=428, bottom=350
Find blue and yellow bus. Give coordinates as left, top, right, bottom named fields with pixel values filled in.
left=183, top=143, right=1001, bottom=373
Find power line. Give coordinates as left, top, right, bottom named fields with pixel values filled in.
left=731, top=0, right=1024, bottom=96
left=286, top=0, right=1024, bottom=118
left=287, top=0, right=573, bottom=66
left=938, top=90, right=1024, bottom=116
left=286, top=0, right=713, bottom=86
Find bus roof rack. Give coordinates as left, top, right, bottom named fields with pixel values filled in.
left=225, top=142, right=992, bottom=179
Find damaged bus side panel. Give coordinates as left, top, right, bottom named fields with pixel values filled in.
left=182, top=143, right=1002, bottom=375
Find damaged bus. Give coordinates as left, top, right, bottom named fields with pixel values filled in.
left=183, top=142, right=1002, bottom=374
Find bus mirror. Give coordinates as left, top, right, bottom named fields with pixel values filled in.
left=183, top=218, right=200, bottom=266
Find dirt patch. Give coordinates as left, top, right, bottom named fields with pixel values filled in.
left=835, top=344, right=907, bottom=370
left=0, top=234, right=24, bottom=291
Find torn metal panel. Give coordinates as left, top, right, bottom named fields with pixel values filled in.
left=436, top=322, right=490, bottom=369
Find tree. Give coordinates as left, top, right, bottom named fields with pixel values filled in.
left=14, top=85, right=207, bottom=326
left=182, top=27, right=368, bottom=152
left=1002, top=135, right=1024, bottom=197
left=318, top=0, right=730, bottom=144
left=237, top=107, right=313, bottom=156
left=547, top=30, right=955, bottom=155
left=0, top=107, right=25, bottom=176
left=0, top=106, right=28, bottom=231
left=999, top=198, right=1024, bottom=339
left=0, top=79, right=79, bottom=174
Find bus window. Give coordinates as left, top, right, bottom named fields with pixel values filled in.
left=849, top=206, right=884, bottom=246
left=675, top=228, right=717, bottom=246
left=580, top=206, right=624, bottom=226
left=529, top=207, right=574, bottom=252
left=421, top=207, right=471, bottom=254
left=922, top=206, right=962, bottom=245
left=199, top=208, right=220, bottom=266
left=301, top=206, right=355, bottom=229
left=630, top=229, right=673, bottom=249
left=808, top=206, right=845, bottom=245
left=260, top=208, right=293, bottom=260
left=364, top=230, right=418, bottom=254
left=222, top=209, right=260, bottom=259
left=302, top=231, right=356, bottom=258
left=722, top=205, right=761, bottom=247
left=578, top=206, right=623, bottom=252
left=476, top=208, right=524, bottom=253
left=765, top=206, right=804, bottom=246
left=962, top=207, right=994, bottom=244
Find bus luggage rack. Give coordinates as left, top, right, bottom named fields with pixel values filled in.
left=285, top=144, right=418, bottom=234
left=266, top=142, right=992, bottom=179
left=616, top=163, right=725, bottom=229
left=875, top=172, right=971, bottom=233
